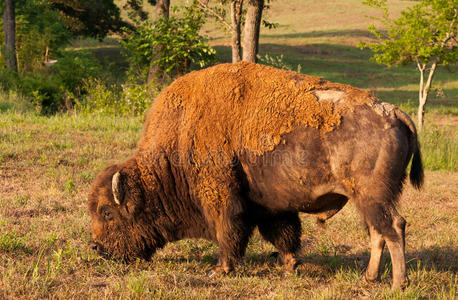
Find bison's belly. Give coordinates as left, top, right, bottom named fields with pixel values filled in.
left=240, top=126, right=347, bottom=213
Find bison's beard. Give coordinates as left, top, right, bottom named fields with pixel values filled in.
left=95, top=222, right=164, bottom=262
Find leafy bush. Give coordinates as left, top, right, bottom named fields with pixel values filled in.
left=20, top=72, right=64, bottom=115
left=0, top=68, right=20, bottom=91
left=76, top=79, right=154, bottom=116
left=120, top=84, right=151, bottom=116
left=1, top=49, right=103, bottom=114
left=0, top=0, right=71, bottom=73
left=52, top=50, right=103, bottom=95
left=121, top=2, right=216, bottom=82
left=75, top=78, right=118, bottom=114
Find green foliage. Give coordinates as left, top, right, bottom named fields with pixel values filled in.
left=75, top=79, right=153, bottom=116
left=19, top=72, right=65, bottom=115
left=0, top=49, right=104, bottom=115
left=0, top=232, right=31, bottom=253
left=0, top=67, right=20, bottom=91
left=120, top=83, right=152, bottom=116
left=122, top=0, right=157, bottom=22
left=360, top=0, right=458, bottom=67
left=51, top=50, right=103, bottom=95
left=75, top=78, right=118, bottom=114
left=0, top=0, right=71, bottom=73
left=50, top=0, right=127, bottom=39
left=121, top=2, right=216, bottom=81
left=257, top=53, right=302, bottom=72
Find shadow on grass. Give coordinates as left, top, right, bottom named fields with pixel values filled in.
left=151, top=244, right=457, bottom=278
left=262, top=29, right=374, bottom=40
left=296, top=245, right=458, bottom=275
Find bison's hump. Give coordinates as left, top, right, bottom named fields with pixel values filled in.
left=141, top=62, right=377, bottom=155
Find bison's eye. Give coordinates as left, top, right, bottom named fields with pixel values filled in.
left=101, top=207, right=115, bottom=222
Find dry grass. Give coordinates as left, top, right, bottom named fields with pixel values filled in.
left=0, top=111, right=456, bottom=299
left=1, top=0, right=456, bottom=298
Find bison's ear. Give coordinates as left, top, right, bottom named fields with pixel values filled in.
left=112, top=172, right=124, bottom=205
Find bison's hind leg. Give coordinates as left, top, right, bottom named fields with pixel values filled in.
left=356, top=197, right=407, bottom=290
left=257, top=211, right=302, bottom=272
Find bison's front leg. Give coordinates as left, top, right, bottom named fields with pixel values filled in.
left=257, top=211, right=302, bottom=272
left=204, top=192, right=254, bottom=276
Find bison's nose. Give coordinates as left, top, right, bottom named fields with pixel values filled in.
left=90, top=242, right=100, bottom=252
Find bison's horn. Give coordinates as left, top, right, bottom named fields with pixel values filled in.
left=112, top=172, right=122, bottom=205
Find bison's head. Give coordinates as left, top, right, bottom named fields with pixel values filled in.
left=87, top=158, right=163, bottom=261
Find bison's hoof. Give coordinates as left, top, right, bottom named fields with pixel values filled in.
left=282, top=253, right=300, bottom=273
left=207, top=270, right=219, bottom=278
left=390, top=277, right=409, bottom=291
left=208, top=264, right=232, bottom=278
left=364, top=272, right=380, bottom=283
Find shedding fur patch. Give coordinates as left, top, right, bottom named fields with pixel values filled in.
left=313, top=90, right=346, bottom=104
left=138, top=62, right=379, bottom=207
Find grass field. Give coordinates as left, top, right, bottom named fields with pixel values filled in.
left=1, top=0, right=457, bottom=298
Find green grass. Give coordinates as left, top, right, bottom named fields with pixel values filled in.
left=420, top=122, right=458, bottom=171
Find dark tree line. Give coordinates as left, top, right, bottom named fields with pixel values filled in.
left=2, top=0, right=268, bottom=74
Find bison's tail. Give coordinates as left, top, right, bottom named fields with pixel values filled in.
left=394, top=108, right=424, bottom=189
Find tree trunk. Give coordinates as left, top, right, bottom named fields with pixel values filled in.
left=230, top=0, right=243, bottom=63
left=3, top=0, right=18, bottom=72
left=156, top=0, right=170, bottom=19
left=416, top=60, right=437, bottom=133
left=242, top=0, right=264, bottom=63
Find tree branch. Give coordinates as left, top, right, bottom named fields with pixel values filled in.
left=440, top=8, right=457, bottom=50
left=197, top=1, right=232, bottom=31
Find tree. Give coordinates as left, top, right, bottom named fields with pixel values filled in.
left=1, top=0, right=72, bottom=73
left=3, top=0, right=18, bottom=72
left=51, top=0, right=126, bottom=39
left=198, top=0, right=275, bottom=63
left=242, top=0, right=264, bottom=62
left=122, top=0, right=168, bottom=21
left=122, top=3, right=216, bottom=82
left=360, top=0, right=458, bottom=131
left=156, top=0, right=170, bottom=19
left=230, top=0, right=243, bottom=62
left=147, top=0, right=170, bottom=85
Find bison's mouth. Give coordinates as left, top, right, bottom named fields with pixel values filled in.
left=89, top=241, right=111, bottom=258
left=89, top=241, right=154, bottom=262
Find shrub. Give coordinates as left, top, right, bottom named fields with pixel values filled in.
left=52, top=50, right=103, bottom=95
left=121, top=2, right=216, bottom=82
left=0, top=0, right=71, bottom=73
left=120, top=83, right=152, bottom=116
left=75, top=78, right=119, bottom=114
left=76, top=79, right=154, bottom=116
left=20, top=72, right=65, bottom=115
left=0, top=68, right=20, bottom=91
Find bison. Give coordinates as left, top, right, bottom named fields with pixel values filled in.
left=88, top=62, right=423, bottom=290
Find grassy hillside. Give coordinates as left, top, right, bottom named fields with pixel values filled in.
left=1, top=0, right=457, bottom=299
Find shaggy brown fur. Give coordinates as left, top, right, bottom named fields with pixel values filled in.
left=88, top=62, right=423, bottom=290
